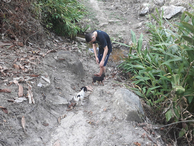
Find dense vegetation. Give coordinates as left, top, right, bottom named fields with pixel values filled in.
left=119, top=8, right=194, bottom=144
left=33, top=0, right=86, bottom=38
left=0, top=0, right=86, bottom=42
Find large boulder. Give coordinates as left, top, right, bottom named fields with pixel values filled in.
left=113, top=88, right=144, bottom=122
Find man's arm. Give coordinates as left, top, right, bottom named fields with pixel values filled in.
left=99, top=46, right=108, bottom=67
left=93, top=43, right=99, bottom=64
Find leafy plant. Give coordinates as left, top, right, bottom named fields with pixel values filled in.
left=119, top=8, right=194, bottom=144
left=34, top=0, right=86, bottom=38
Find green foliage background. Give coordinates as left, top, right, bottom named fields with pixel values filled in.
left=119, top=8, right=194, bottom=144
left=33, top=0, right=86, bottom=38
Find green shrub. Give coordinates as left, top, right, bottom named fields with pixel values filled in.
left=119, top=8, right=194, bottom=144
left=34, top=0, right=86, bottom=38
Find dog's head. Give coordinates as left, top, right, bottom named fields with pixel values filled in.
left=101, top=74, right=105, bottom=78
left=81, top=86, right=87, bottom=92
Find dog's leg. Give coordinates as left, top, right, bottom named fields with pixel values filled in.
left=80, top=98, right=84, bottom=105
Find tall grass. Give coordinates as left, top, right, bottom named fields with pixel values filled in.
left=119, top=8, right=194, bottom=144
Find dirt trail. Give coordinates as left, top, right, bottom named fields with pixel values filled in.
left=89, top=0, right=108, bottom=25
left=46, top=1, right=162, bottom=145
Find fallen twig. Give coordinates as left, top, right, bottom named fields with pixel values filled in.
left=153, top=120, right=194, bottom=129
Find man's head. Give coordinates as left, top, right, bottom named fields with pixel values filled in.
left=85, top=32, right=95, bottom=43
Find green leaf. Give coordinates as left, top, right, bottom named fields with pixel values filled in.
left=171, top=74, right=181, bottom=86
left=131, top=30, right=137, bottom=44
left=132, top=65, right=145, bottom=70
left=173, top=86, right=185, bottom=95
left=161, top=57, right=182, bottom=65
left=181, top=11, right=186, bottom=22
left=154, top=96, right=165, bottom=104
left=137, top=34, right=143, bottom=54
left=146, top=86, right=160, bottom=96
left=187, top=96, right=194, bottom=104
left=181, top=22, right=194, bottom=33
left=182, top=35, right=194, bottom=45
left=131, top=89, right=144, bottom=97
left=165, top=109, right=173, bottom=122
left=142, top=87, right=147, bottom=94
left=179, top=128, right=186, bottom=138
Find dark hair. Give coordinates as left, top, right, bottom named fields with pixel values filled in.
left=85, top=33, right=93, bottom=42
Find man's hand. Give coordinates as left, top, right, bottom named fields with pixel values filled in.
left=96, top=57, right=99, bottom=64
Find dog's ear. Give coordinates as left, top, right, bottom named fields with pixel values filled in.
left=84, top=87, right=87, bottom=92
left=81, top=86, right=87, bottom=92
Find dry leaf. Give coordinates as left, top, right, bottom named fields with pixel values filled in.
left=18, top=84, right=23, bottom=97
left=42, top=122, right=49, bottom=126
left=7, top=99, right=15, bottom=102
left=0, top=106, right=8, bottom=114
left=14, top=97, right=27, bottom=103
left=0, top=42, right=12, bottom=47
left=17, top=42, right=24, bottom=47
left=28, top=90, right=32, bottom=104
left=13, top=64, right=20, bottom=70
left=13, top=80, right=18, bottom=85
left=0, top=89, right=11, bottom=93
left=19, top=65, right=25, bottom=70
left=21, top=116, right=25, bottom=131
left=134, top=142, right=141, bottom=146
left=27, top=84, right=35, bottom=104
left=53, top=140, right=60, bottom=146
left=29, top=74, right=39, bottom=77
left=41, top=76, right=50, bottom=83
left=57, top=114, right=66, bottom=124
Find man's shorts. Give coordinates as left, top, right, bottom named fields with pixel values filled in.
left=98, top=52, right=110, bottom=66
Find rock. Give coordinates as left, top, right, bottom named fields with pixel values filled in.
left=76, top=36, right=85, bottom=43
left=139, top=6, right=149, bottom=16
left=139, top=3, right=154, bottom=16
left=134, top=22, right=143, bottom=29
left=161, top=5, right=186, bottom=19
left=113, top=88, right=144, bottom=122
left=55, top=51, right=85, bottom=79
left=154, top=0, right=165, bottom=6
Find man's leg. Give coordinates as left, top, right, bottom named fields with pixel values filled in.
left=95, top=53, right=109, bottom=76
left=99, top=66, right=105, bottom=76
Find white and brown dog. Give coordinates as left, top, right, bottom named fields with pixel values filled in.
left=73, top=86, right=87, bottom=106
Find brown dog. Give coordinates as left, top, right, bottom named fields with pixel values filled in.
left=92, top=74, right=105, bottom=85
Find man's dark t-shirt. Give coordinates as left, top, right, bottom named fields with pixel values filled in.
left=93, top=30, right=112, bottom=54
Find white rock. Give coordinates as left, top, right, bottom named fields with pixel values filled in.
left=161, top=5, right=186, bottom=19
left=113, top=88, right=144, bottom=122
